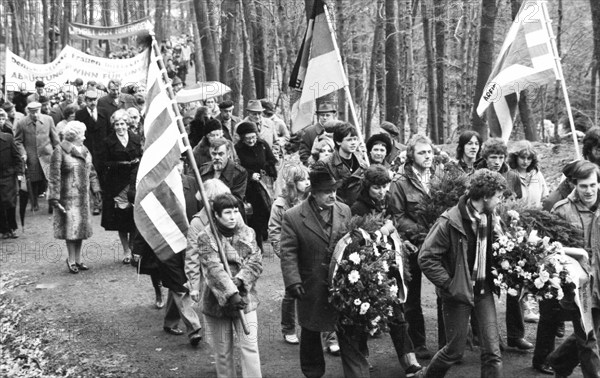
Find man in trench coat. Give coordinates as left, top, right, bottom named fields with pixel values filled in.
left=280, top=164, right=358, bottom=378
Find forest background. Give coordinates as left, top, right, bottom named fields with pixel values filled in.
left=1, top=0, right=599, bottom=144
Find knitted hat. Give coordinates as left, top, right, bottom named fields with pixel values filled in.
left=236, top=121, right=258, bottom=136
left=366, top=133, right=392, bottom=156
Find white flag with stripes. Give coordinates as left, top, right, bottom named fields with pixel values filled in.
left=476, top=0, right=559, bottom=141
left=134, top=40, right=189, bottom=261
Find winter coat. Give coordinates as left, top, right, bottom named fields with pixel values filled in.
left=48, top=141, right=101, bottom=240
left=388, top=162, right=441, bottom=245
left=324, top=149, right=368, bottom=205
left=197, top=222, right=263, bottom=318
left=234, top=116, right=279, bottom=148
left=418, top=196, right=500, bottom=306
left=199, top=159, right=248, bottom=204
left=268, top=196, right=294, bottom=257
left=14, top=114, right=59, bottom=182
left=280, top=198, right=351, bottom=331
left=299, top=123, right=325, bottom=165
left=214, top=113, right=241, bottom=142
left=513, top=168, right=549, bottom=208
left=350, top=189, right=396, bottom=217
left=0, top=132, right=24, bottom=207
left=542, top=179, right=573, bottom=212
left=551, top=190, right=600, bottom=308
left=75, top=106, right=109, bottom=165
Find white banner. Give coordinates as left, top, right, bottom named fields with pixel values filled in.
left=68, top=17, right=154, bottom=40
left=4, top=45, right=149, bottom=93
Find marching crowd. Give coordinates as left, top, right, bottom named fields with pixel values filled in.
left=0, top=75, right=599, bottom=378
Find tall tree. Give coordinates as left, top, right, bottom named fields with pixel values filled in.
left=239, top=0, right=257, bottom=107
left=385, top=0, right=401, bottom=132
left=403, top=0, right=417, bottom=139
left=590, top=0, right=600, bottom=126
left=471, top=0, right=498, bottom=139
left=553, top=0, right=563, bottom=141
left=433, top=0, right=446, bottom=143
left=365, top=0, right=385, bottom=138
left=7, top=0, right=20, bottom=55
left=62, top=0, right=72, bottom=48
left=422, top=0, right=438, bottom=143
left=246, top=0, right=267, bottom=99
left=194, top=0, right=219, bottom=81
left=154, top=0, right=165, bottom=49
left=41, top=0, right=49, bottom=63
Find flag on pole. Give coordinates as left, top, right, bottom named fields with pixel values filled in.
left=134, top=38, right=189, bottom=263
left=288, top=0, right=349, bottom=134
left=476, top=0, right=559, bottom=141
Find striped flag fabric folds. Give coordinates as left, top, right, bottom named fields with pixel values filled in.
left=288, top=0, right=348, bottom=133
left=134, top=40, right=189, bottom=262
left=476, top=0, right=559, bottom=141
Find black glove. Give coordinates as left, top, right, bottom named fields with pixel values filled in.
left=228, top=293, right=247, bottom=310
left=232, top=277, right=247, bottom=295
left=287, top=283, right=306, bottom=300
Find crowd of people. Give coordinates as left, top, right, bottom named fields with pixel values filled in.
left=0, top=73, right=599, bottom=378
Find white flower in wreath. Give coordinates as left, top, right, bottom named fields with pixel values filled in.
left=534, top=277, right=544, bottom=289
left=501, top=260, right=510, bottom=270
left=507, top=288, right=518, bottom=297
left=359, top=302, right=370, bottom=315
left=549, top=277, right=561, bottom=288
left=354, top=298, right=362, bottom=306
left=371, top=315, right=381, bottom=326
left=492, top=242, right=500, bottom=250
left=499, top=248, right=507, bottom=255
left=518, top=260, right=526, bottom=267
left=390, top=284, right=399, bottom=296
left=498, top=273, right=504, bottom=281
left=539, top=269, right=550, bottom=283
left=507, top=210, right=520, bottom=220
left=348, top=270, right=360, bottom=284
left=348, top=252, right=361, bottom=265
left=382, top=260, right=389, bottom=273
left=528, top=230, right=541, bottom=244
left=491, top=268, right=498, bottom=276
left=506, top=241, right=515, bottom=251
left=377, top=272, right=384, bottom=285
left=557, top=288, right=564, bottom=300
left=498, top=235, right=509, bottom=245
left=542, top=236, right=551, bottom=247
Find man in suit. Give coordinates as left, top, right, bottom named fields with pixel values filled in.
left=97, top=79, right=124, bottom=136
left=14, top=101, right=59, bottom=211
left=214, top=100, right=241, bottom=142
left=26, top=81, right=45, bottom=104
left=281, top=164, right=359, bottom=378
left=199, top=137, right=247, bottom=205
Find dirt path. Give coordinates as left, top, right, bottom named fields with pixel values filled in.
left=1, top=197, right=585, bottom=377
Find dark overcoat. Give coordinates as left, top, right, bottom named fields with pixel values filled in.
left=75, top=107, right=110, bottom=166
left=96, top=131, right=142, bottom=231
left=48, top=141, right=101, bottom=240
left=0, top=132, right=24, bottom=207
left=280, top=199, right=351, bottom=331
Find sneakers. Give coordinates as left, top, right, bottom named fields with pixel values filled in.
left=327, top=343, right=341, bottom=356
left=283, top=334, right=299, bottom=345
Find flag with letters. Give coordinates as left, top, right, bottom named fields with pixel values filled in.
left=289, top=0, right=348, bottom=133
left=134, top=38, right=189, bottom=264
left=476, top=0, right=559, bottom=141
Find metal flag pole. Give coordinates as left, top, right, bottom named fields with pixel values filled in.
left=149, top=35, right=250, bottom=335
left=541, top=0, right=580, bottom=159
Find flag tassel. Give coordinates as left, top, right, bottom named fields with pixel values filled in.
left=149, top=36, right=251, bottom=335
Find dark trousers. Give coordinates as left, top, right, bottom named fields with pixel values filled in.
left=406, top=254, right=426, bottom=348
left=533, top=298, right=565, bottom=366
left=437, top=295, right=478, bottom=350
left=163, top=290, right=202, bottom=338
left=0, top=204, right=17, bottom=233
left=337, top=325, right=371, bottom=378
left=281, top=290, right=297, bottom=335
left=548, top=308, right=600, bottom=378
left=425, top=290, right=502, bottom=378
left=300, top=327, right=327, bottom=378
left=389, top=305, right=416, bottom=360
left=506, top=293, right=525, bottom=340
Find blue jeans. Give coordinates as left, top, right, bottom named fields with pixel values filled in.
left=547, top=308, right=600, bottom=378
left=424, top=290, right=502, bottom=378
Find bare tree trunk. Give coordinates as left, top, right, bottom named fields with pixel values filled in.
left=219, top=0, right=236, bottom=84
left=553, top=0, right=563, bottom=141
left=590, top=0, right=600, bottom=126
left=404, top=0, right=417, bottom=140
left=434, top=0, right=446, bottom=143
left=239, top=0, right=257, bottom=106
left=194, top=0, right=219, bottom=81
left=366, top=0, right=385, bottom=139
left=7, top=0, right=20, bottom=55
left=190, top=3, right=206, bottom=82
left=102, top=1, right=111, bottom=57
left=42, top=0, right=49, bottom=63
left=422, top=0, right=438, bottom=142
left=471, top=0, right=498, bottom=139
left=154, top=0, right=165, bottom=48
left=246, top=0, right=266, bottom=99
left=62, top=0, right=71, bottom=48
left=385, top=0, right=401, bottom=131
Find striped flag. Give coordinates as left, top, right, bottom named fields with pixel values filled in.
left=134, top=38, right=189, bottom=263
left=476, top=0, right=559, bottom=141
left=289, top=0, right=349, bottom=133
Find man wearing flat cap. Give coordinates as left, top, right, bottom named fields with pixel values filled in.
left=280, top=162, right=353, bottom=377
left=27, top=81, right=46, bottom=104
left=380, top=121, right=407, bottom=169
left=234, top=99, right=278, bottom=148
left=14, top=101, right=59, bottom=211
left=215, top=100, right=241, bottom=142
left=299, top=101, right=338, bottom=165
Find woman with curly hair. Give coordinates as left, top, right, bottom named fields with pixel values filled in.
left=507, top=140, right=548, bottom=208
left=268, top=162, right=311, bottom=345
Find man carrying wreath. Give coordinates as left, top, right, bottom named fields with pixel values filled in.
left=418, top=169, right=507, bottom=378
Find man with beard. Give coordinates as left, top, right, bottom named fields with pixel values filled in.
left=14, top=102, right=59, bottom=211
left=192, top=119, right=238, bottom=167
left=199, top=137, right=247, bottom=205
left=419, top=169, right=506, bottom=378
left=299, top=102, right=338, bottom=165
left=389, top=134, right=439, bottom=360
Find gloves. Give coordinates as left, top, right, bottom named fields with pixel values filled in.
left=287, top=283, right=306, bottom=300
left=232, top=277, right=247, bottom=295
left=228, top=293, right=247, bottom=310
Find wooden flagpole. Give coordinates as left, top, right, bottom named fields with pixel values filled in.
left=149, top=35, right=250, bottom=335
left=541, top=0, right=581, bottom=159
